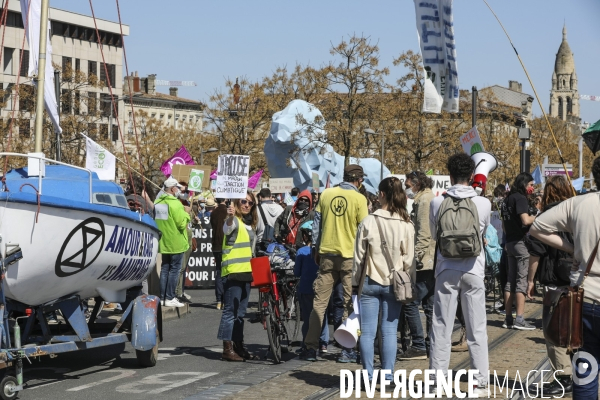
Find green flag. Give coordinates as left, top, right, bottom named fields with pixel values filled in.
left=426, top=169, right=434, bottom=176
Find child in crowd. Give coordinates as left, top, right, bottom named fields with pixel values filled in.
left=294, top=221, right=329, bottom=355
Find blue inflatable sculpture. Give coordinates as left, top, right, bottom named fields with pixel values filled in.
left=264, top=100, right=389, bottom=194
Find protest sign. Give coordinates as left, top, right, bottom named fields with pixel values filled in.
left=312, top=172, right=320, bottom=192
left=460, top=126, right=485, bottom=155
left=184, top=217, right=216, bottom=288
left=391, top=174, right=451, bottom=212
left=172, top=164, right=211, bottom=188
left=269, top=177, right=294, bottom=193
left=216, top=155, right=250, bottom=199
left=188, top=169, right=205, bottom=191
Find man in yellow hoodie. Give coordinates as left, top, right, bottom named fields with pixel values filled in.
left=154, top=177, right=190, bottom=307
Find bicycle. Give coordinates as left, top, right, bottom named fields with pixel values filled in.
left=251, top=244, right=301, bottom=363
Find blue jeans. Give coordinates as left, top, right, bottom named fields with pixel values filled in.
left=359, top=276, right=402, bottom=381
left=214, top=252, right=224, bottom=302
left=299, top=293, right=328, bottom=348
left=160, top=253, right=184, bottom=301
left=217, top=277, right=250, bottom=341
left=573, top=302, right=600, bottom=399
left=402, top=272, right=435, bottom=351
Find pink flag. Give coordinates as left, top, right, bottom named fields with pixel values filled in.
left=247, top=169, right=263, bottom=189
left=210, top=169, right=217, bottom=180
left=160, top=146, right=194, bottom=176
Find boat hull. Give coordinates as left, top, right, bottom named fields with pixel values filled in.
left=1, top=201, right=159, bottom=305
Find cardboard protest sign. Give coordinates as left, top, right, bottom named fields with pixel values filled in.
left=312, top=172, right=320, bottom=192
left=269, top=177, right=294, bottom=193
left=184, top=217, right=215, bottom=288
left=188, top=169, right=205, bottom=191
left=460, top=126, right=485, bottom=155
left=172, top=164, right=211, bottom=188
left=216, top=155, right=250, bottom=199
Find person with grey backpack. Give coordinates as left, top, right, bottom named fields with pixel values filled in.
left=427, top=153, right=491, bottom=396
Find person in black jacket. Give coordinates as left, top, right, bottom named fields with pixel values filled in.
left=525, top=175, right=574, bottom=395
left=210, top=198, right=228, bottom=310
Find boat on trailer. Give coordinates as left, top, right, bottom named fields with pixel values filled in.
left=0, top=153, right=163, bottom=399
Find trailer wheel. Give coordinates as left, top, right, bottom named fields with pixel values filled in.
left=136, top=329, right=159, bottom=367
left=0, top=376, right=18, bottom=400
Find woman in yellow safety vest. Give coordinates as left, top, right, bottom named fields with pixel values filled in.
left=217, top=190, right=263, bottom=362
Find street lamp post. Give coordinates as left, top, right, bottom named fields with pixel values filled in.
left=200, top=147, right=218, bottom=165
left=364, top=129, right=403, bottom=182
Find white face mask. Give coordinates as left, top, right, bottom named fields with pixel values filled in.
left=405, top=187, right=416, bottom=200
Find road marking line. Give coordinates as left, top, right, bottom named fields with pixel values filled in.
left=116, top=372, right=217, bottom=394
left=67, top=370, right=137, bottom=391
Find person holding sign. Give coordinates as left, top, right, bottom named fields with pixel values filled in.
left=217, top=190, right=263, bottom=362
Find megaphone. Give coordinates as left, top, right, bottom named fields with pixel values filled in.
left=333, top=295, right=361, bottom=348
left=471, top=152, right=498, bottom=194
left=333, top=312, right=361, bottom=348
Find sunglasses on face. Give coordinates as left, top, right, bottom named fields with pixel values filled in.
left=241, top=199, right=255, bottom=207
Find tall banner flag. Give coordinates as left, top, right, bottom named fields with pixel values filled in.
left=248, top=169, right=264, bottom=189
left=216, top=155, right=250, bottom=199
left=85, top=138, right=115, bottom=181
left=413, top=0, right=459, bottom=113
left=532, top=165, right=543, bottom=185
left=160, top=146, right=194, bottom=176
left=20, top=0, right=62, bottom=133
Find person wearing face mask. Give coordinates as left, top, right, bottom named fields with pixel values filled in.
left=154, top=177, right=191, bottom=308
left=274, top=190, right=314, bottom=248
left=397, top=171, right=436, bottom=360
left=217, top=190, right=263, bottom=362
left=502, top=172, right=536, bottom=331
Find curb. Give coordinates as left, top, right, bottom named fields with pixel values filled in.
left=162, top=303, right=191, bottom=321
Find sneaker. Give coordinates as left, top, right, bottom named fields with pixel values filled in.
left=502, top=319, right=514, bottom=329
left=178, top=296, right=192, bottom=304
left=47, top=313, right=59, bottom=325
left=397, top=347, right=428, bottom=360
left=183, top=293, right=192, bottom=300
left=319, top=344, right=328, bottom=353
left=301, top=348, right=318, bottom=361
left=216, top=302, right=222, bottom=310
left=337, top=349, right=357, bottom=363
left=472, top=386, right=489, bottom=397
left=494, top=300, right=504, bottom=309
left=164, top=298, right=185, bottom=308
left=513, top=318, right=536, bottom=331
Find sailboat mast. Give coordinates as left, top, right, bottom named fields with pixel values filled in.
left=33, top=0, right=50, bottom=153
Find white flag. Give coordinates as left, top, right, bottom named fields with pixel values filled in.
left=20, top=0, right=62, bottom=133
left=414, top=0, right=459, bottom=113
left=86, top=138, right=115, bottom=181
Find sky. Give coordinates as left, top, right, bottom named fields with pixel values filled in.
left=51, top=0, right=600, bottom=126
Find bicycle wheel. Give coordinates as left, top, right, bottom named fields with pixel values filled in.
left=274, top=297, right=290, bottom=354
left=265, top=296, right=282, bottom=363
left=289, top=294, right=301, bottom=345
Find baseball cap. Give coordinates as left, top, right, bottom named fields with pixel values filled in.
left=163, top=177, right=184, bottom=189
left=344, top=164, right=366, bottom=177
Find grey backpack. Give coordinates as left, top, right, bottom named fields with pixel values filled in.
left=436, top=195, right=481, bottom=258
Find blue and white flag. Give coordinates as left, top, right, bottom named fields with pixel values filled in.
left=532, top=165, right=543, bottom=185
left=283, top=192, right=294, bottom=206
left=413, top=0, right=459, bottom=113
left=572, top=176, right=585, bottom=192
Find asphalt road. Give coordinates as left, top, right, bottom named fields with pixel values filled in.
left=14, top=289, right=300, bottom=400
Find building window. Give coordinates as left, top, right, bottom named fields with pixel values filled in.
left=20, top=120, right=30, bottom=138
left=75, top=58, right=80, bottom=72
left=61, top=89, right=71, bottom=114
left=3, top=47, right=13, bottom=75
left=112, top=124, right=119, bottom=141
left=19, top=85, right=34, bottom=112
left=74, top=91, right=81, bottom=115
left=567, top=97, right=572, bottom=115
left=100, top=93, right=111, bottom=117
left=128, top=112, right=133, bottom=135
left=100, top=124, right=108, bottom=139
left=558, top=97, right=563, bottom=120
left=19, top=50, right=29, bottom=77
left=88, top=123, right=98, bottom=140
left=6, top=11, right=24, bottom=28
left=88, top=60, right=97, bottom=79
left=99, top=63, right=116, bottom=87
left=62, top=56, right=72, bottom=81
left=87, top=92, right=97, bottom=115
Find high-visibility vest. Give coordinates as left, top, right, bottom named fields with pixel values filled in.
left=221, top=217, right=253, bottom=277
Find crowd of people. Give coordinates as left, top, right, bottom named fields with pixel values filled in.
left=137, top=152, right=600, bottom=398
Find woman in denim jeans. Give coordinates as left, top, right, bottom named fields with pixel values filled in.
left=352, top=177, right=415, bottom=384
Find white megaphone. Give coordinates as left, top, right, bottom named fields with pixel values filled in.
left=333, top=295, right=361, bottom=348
left=471, top=151, right=498, bottom=194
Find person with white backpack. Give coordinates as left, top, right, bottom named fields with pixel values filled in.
left=428, top=153, right=491, bottom=396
